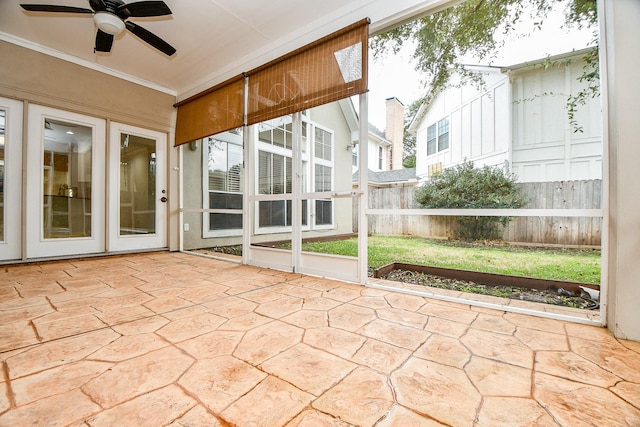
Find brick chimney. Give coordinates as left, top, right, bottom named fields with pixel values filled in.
left=385, top=97, right=404, bottom=170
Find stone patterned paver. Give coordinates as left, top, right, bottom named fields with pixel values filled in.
left=222, top=376, right=313, bottom=426
left=0, top=251, right=638, bottom=426
left=84, top=385, right=196, bottom=427
left=391, top=357, right=482, bottom=426
left=312, top=367, right=394, bottom=425
left=179, top=355, right=267, bottom=413
left=475, top=397, right=558, bottom=427
left=233, top=321, right=303, bottom=365
left=82, top=346, right=194, bottom=408
left=260, top=343, right=357, bottom=396
left=534, top=372, right=640, bottom=426
left=414, top=333, right=471, bottom=368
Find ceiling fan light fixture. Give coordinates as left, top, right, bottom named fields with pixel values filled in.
left=93, top=12, right=125, bottom=35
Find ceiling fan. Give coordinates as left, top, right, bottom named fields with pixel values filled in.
left=20, top=0, right=176, bottom=56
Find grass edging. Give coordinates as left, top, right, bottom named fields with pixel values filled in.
left=373, top=262, right=599, bottom=294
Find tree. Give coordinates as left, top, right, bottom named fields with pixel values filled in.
left=402, top=98, right=421, bottom=168
left=415, top=161, right=527, bottom=241
left=371, top=0, right=598, bottom=129
left=403, top=155, right=416, bottom=168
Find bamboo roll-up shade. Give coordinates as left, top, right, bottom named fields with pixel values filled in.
left=246, top=18, right=369, bottom=125
left=174, top=75, right=244, bottom=146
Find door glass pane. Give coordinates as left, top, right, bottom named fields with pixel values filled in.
left=119, top=133, right=156, bottom=235
left=0, top=110, right=5, bottom=242
left=42, top=119, right=92, bottom=239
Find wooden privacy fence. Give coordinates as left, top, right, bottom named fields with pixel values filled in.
left=354, top=180, right=602, bottom=247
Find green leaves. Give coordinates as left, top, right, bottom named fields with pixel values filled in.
left=371, top=0, right=599, bottom=120
left=415, top=161, right=527, bottom=240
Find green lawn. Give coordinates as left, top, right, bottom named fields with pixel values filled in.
left=301, top=235, right=601, bottom=284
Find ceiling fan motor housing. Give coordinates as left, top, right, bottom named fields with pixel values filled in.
left=94, top=12, right=124, bottom=35
left=91, top=0, right=126, bottom=35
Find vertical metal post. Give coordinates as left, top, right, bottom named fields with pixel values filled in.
left=20, top=101, right=29, bottom=262
left=597, top=0, right=609, bottom=327
left=291, top=112, right=302, bottom=272
left=358, top=92, right=369, bottom=284
left=242, top=75, right=251, bottom=265
left=178, top=143, right=184, bottom=252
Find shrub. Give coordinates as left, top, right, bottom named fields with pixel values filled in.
left=415, top=161, right=526, bottom=241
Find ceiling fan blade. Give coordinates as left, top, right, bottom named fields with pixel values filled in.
left=95, top=29, right=114, bottom=52
left=20, top=4, right=93, bottom=14
left=125, top=21, right=176, bottom=56
left=89, top=0, right=107, bottom=12
left=117, top=1, right=171, bottom=18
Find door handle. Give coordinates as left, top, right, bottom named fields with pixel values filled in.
left=160, top=196, right=167, bottom=203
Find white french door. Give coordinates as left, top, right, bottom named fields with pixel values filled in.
left=26, top=105, right=106, bottom=259
left=108, top=122, right=167, bottom=252
left=0, top=97, right=23, bottom=261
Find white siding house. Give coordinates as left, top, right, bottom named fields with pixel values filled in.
left=410, top=48, right=602, bottom=183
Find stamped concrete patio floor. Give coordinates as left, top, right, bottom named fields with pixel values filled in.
left=1, top=252, right=639, bottom=426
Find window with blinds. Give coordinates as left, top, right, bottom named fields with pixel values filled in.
left=258, top=150, right=298, bottom=228
left=313, top=124, right=333, bottom=227
left=258, top=151, right=288, bottom=195
left=204, top=132, right=244, bottom=235
left=207, top=138, right=242, bottom=193
left=314, top=164, right=333, bottom=226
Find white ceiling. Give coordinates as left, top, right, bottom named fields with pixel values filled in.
left=0, top=0, right=447, bottom=101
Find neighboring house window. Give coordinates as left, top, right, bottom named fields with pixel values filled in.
left=203, top=134, right=243, bottom=237
left=427, top=118, right=450, bottom=155
left=314, top=126, right=333, bottom=227
left=378, top=146, right=383, bottom=170
left=428, top=162, right=443, bottom=177
left=352, top=145, right=358, bottom=167
left=438, top=118, right=449, bottom=151
left=427, top=124, right=437, bottom=155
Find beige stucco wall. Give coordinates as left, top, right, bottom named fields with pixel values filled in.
left=0, top=40, right=180, bottom=251
left=182, top=140, right=207, bottom=250
left=308, top=101, right=356, bottom=235
left=0, top=41, right=176, bottom=130
left=603, top=0, right=640, bottom=340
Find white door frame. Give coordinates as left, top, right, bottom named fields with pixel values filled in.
left=0, top=97, right=23, bottom=261
left=108, top=122, right=167, bottom=252
left=25, top=105, right=106, bottom=259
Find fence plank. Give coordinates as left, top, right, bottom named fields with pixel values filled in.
left=358, top=180, right=602, bottom=247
